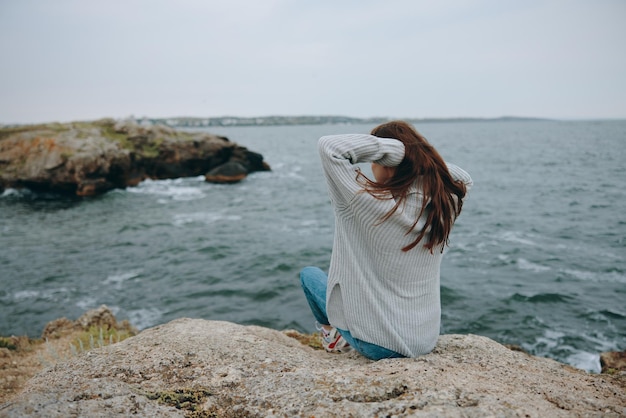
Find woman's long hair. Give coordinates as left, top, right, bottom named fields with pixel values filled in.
left=358, top=121, right=467, bottom=253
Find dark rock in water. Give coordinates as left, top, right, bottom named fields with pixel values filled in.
left=242, top=149, right=271, bottom=172
left=205, top=161, right=248, bottom=184
left=0, top=119, right=270, bottom=196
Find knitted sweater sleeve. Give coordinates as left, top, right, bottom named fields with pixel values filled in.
left=318, top=134, right=405, bottom=208
left=446, top=163, right=474, bottom=193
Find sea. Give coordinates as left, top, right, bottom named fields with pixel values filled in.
left=1, top=120, right=624, bottom=373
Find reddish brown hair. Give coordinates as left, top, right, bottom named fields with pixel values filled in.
left=358, top=120, right=467, bottom=253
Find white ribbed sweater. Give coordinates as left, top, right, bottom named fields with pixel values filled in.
left=319, top=133, right=473, bottom=357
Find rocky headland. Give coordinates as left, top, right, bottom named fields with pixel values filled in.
left=1, top=306, right=624, bottom=417
left=0, top=119, right=270, bottom=196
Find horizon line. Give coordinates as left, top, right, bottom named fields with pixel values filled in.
left=2, top=114, right=626, bottom=127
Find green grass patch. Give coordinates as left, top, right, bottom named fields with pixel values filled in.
left=141, top=138, right=163, bottom=158
left=100, top=125, right=132, bottom=149
left=70, top=326, right=134, bottom=354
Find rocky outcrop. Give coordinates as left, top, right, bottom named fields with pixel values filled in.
left=601, top=350, right=626, bottom=373
left=40, top=304, right=136, bottom=340
left=0, top=119, right=270, bottom=196
left=205, top=161, right=249, bottom=184
left=2, top=318, right=624, bottom=417
left=0, top=306, right=137, bottom=405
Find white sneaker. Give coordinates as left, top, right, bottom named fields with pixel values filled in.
left=317, top=324, right=352, bottom=354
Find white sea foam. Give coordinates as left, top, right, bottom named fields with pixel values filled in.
left=286, top=166, right=305, bottom=180
left=12, top=290, right=42, bottom=301
left=125, top=308, right=162, bottom=330
left=172, top=212, right=242, bottom=227
left=13, top=287, right=69, bottom=301
left=127, top=178, right=205, bottom=202
left=499, top=231, right=537, bottom=246
left=274, top=218, right=330, bottom=236
left=104, top=271, right=142, bottom=289
left=561, top=269, right=596, bottom=281
left=298, top=219, right=330, bottom=235
left=566, top=351, right=601, bottom=373
left=522, top=329, right=565, bottom=357
left=524, top=329, right=613, bottom=372
left=1, top=188, right=23, bottom=197
left=581, top=332, right=621, bottom=353
left=561, top=268, right=626, bottom=283
left=533, top=329, right=566, bottom=350
left=75, top=297, right=99, bottom=311
left=517, top=258, right=551, bottom=273
left=270, top=163, right=305, bottom=180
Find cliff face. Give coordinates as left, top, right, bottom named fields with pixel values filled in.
left=0, top=119, right=270, bottom=196
left=2, top=317, right=624, bottom=417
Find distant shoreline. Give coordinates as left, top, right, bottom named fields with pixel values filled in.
left=5, top=115, right=625, bottom=129
left=147, top=115, right=551, bottom=128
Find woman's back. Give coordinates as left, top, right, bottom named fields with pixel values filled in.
left=300, top=121, right=472, bottom=359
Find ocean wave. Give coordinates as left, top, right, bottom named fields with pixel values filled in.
left=516, top=258, right=551, bottom=273
left=269, top=162, right=306, bottom=181
left=465, top=230, right=539, bottom=255
left=126, top=178, right=206, bottom=202
left=578, top=309, right=626, bottom=327
left=509, top=293, right=574, bottom=304
left=440, top=286, right=463, bottom=304
left=521, top=328, right=614, bottom=373
left=103, top=271, right=142, bottom=290
left=599, top=309, right=626, bottom=320
left=560, top=268, right=626, bottom=283
left=197, top=245, right=233, bottom=260
left=499, top=231, right=538, bottom=246
left=75, top=297, right=99, bottom=311
left=276, top=219, right=331, bottom=236
left=525, top=329, right=565, bottom=351
left=0, top=187, right=77, bottom=202
left=1, top=188, right=25, bottom=198
left=12, top=287, right=69, bottom=302
left=124, top=307, right=163, bottom=330
left=565, top=351, right=601, bottom=373
left=172, top=212, right=242, bottom=226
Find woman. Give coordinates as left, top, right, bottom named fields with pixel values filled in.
left=300, top=120, right=472, bottom=360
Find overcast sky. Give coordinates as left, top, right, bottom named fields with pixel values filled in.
left=1, top=0, right=624, bottom=124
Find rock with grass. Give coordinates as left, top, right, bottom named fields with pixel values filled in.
left=0, top=305, right=136, bottom=405
left=2, top=318, right=624, bottom=417
left=0, top=119, right=270, bottom=196
left=601, top=350, right=626, bottom=374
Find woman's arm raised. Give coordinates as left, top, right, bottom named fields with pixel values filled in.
left=446, top=163, right=473, bottom=193
left=318, top=134, right=405, bottom=208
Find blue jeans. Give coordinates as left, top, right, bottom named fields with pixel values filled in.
left=299, top=266, right=404, bottom=360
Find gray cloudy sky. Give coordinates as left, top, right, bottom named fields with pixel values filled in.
left=1, top=0, right=624, bottom=124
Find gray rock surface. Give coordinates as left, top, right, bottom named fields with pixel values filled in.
left=2, top=318, right=624, bottom=417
